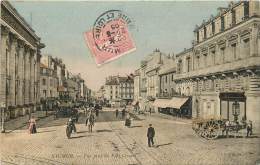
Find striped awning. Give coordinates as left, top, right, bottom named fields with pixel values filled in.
left=168, top=97, right=189, bottom=109
left=152, top=99, right=171, bottom=108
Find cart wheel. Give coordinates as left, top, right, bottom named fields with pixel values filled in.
left=204, top=120, right=220, bottom=140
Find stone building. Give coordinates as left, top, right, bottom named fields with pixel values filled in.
left=40, top=55, right=59, bottom=101
left=0, top=1, right=45, bottom=120
left=135, top=49, right=175, bottom=112
left=174, top=1, right=260, bottom=126
left=104, top=75, right=134, bottom=107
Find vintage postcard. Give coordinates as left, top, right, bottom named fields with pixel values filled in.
left=0, top=0, right=260, bottom=165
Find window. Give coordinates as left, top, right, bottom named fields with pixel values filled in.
left=221, top=16, right=225, bottom=31
left=165, top=76, right=167, bottom=83
left=177, top=60, right=183, bottom=73
left=197, top=31, right=199, bottom=43
left=212, top=21, right=215, bottom=34
left=243, top=38, right=250, bottom=57
left=171, top=74, right=174, bottom=81
left=211, top=50, right=216, bottom=65
left=203, top=54, right=207, bottom=67
left=220, top=47, right=225, bottom=63
left=187, top=57, right=191, bottom=72
left=232, top=10, right=236, bottom=25
left=42, top=78, right=46, bottom=85
left=244, top=1, right=249, bottom=18
left=203, top=26, right=207, bottom=39
left=196, top=56, right=200, bottom=69
left=231, top=43, right=237, bottom=59
left=43, top=90, right=47, bottom=98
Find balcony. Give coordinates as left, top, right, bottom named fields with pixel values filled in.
left=174, top=56, right=260, bottom=81
left=157, top=92, right=181, bottom=99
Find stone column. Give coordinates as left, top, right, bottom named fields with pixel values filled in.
left=24, top=45, right=30, bottom=105
left=250, top=23, right=258, bottom=57
left=17, top=40, right=25, bottom=106
left=36, top=51, right=41, bottom=105
left=0, top=26, right=9, bottom=108
left=29, top=50, right=35, bottom=104
left=9, top=34, right=18, bottom=108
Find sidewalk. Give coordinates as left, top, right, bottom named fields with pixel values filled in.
left=3, top=111, right=53, bottom=132
left=134, top=111, right=192, bottom=124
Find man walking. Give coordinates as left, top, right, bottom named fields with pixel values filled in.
left=147, top=124, right=155, bottom=147
left=88, top=111, right=95, bottom=133
left=122, top=108, right=126, bottom=119
left=115, top=109, right=119, bottom=118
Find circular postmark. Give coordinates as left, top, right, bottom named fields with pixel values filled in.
left=92, top=10, right=133, bottom=54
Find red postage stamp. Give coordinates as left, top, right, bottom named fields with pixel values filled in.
left=84, top=10, right=136, bottom=66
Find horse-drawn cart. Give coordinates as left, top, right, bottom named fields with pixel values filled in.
left=192, top=117, right=247, bottom=140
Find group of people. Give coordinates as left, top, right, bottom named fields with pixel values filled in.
left=115, top=108, right=126, bottom=119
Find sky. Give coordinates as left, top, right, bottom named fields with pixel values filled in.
left=10, top=0, right=229, bottom=91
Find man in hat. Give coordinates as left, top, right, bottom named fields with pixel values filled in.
left=147, top=124, right=155, bottom=147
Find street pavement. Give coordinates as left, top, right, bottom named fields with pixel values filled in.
left=0, top=108, right=259, bottom=165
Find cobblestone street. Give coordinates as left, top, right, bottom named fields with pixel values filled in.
left=1, top=108, right=259, bottom=165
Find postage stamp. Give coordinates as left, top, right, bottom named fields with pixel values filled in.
left=84, top=10, right=136, bottom=66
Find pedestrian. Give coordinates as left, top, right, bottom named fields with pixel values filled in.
left=28, top=116, right=37, bottom=134
left=115, top=109, right=119, bottom=118
left=122, top=108, right=126, bottom=119
left=149, top=108, right=152, bottom=115
left=147, top=124, right=155, bottom=147
left=247, top=120, right=253, bottom=137
left=125, top=114, right=131, bottom=127
left=85, top=111, right=90, bottom=126
left=95, top=109, right=99, bottom=117
left=88, top=111, right=95, bottom=132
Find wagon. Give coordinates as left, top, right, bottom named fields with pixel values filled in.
left=192, top=116, right=247, bottom=140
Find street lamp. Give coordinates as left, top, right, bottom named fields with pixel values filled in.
left=232, top=101, right=240, bottom=122
left=1, top=102, right=6, bottom=133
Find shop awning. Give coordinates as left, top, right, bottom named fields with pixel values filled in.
left=153, top=99, right=171, bottom=108
left=168, top=97, right=189, bottom=109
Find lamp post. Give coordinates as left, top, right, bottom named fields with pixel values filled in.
left=1, top=102, right=6, bottom=133
left=232, top=101, right=240, bottom=122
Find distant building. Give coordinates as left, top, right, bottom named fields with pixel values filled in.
left=40, top=55, right=59, bottom=101
left=104, top=75, right=134, bottom=107
left=135, top=49, right=176, bottom=112
left=0, top=1, right=45, bottom=120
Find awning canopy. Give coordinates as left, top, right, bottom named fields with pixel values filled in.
left=168, top=97, right=189, bottom=109
left=153, top=97, right=189, bottom=109
left=153, top=99, right=171, bottom=108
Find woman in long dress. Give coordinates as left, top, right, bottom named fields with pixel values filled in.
left=28, top=116, right=37, bottom=134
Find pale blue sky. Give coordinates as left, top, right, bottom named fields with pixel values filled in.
left=11, top=1, right=228, bottom=91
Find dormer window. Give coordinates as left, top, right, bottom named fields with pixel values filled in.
left=212, top=21, right=215, bottom=34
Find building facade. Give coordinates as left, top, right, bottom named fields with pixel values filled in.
left=40, top=55, right=59, bottom=101
left=0, top=1, right=45, bottom=120
left=135, top=49, right=176, bottom=112
left=174, top=1, right=260, bottom=126
left=104, top=75, right=134, bottom=107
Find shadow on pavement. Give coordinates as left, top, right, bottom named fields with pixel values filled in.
left=218, top=135, right=259, bottom=139
left=129, top=125, right=142, bottom=128
left=155, top=143, right=173, bottom=148
left=37, top=130, right=56, bottom=134
left=96, top=129, right=113, bottom=132
left=70, top=135, right=88, bottom=139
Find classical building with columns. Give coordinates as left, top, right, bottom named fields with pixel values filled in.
left=174, top=1, right=260, bottom=127
left=0, top=1, right=45, bottom=120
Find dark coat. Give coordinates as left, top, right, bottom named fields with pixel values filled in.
left=147, top=127, right=155, bottom=138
